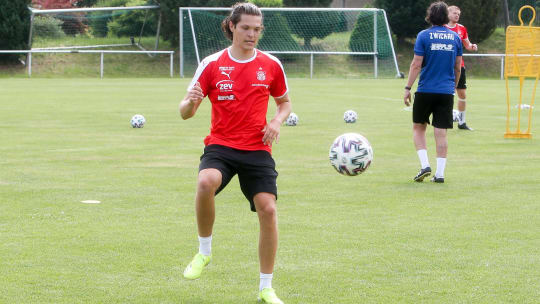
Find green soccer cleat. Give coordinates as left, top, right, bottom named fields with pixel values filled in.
left=183, top=253, right=211, bottom=280
left=258, top=288, right=284, bottom=304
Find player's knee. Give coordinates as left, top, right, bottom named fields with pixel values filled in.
left=255, top=195, right=277, bottom=217
left=197, top=174, right=220, bottom=193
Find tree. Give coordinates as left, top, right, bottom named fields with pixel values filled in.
left=282, top=0, right=337, bottom=49
left=0, top=0, right=31, bottom=64
left=447, top=0, right=501, bottom=43
left=156, top=0, right=238, bottom=47
left=376, top=0, right=501, bottom=44
left=374, top=0, right=431, bottom=42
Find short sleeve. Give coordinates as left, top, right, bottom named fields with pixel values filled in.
left=456, top=35, right=463, bottom=56
left=462, top=26, right=468, bottom=40
left=187, top=59, right=212, bottom=97
left=270, top=60, right=289, bottom=98
left=414, top=32, right=425, bottom=56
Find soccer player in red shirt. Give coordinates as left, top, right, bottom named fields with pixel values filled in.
left=445, top=5, right=478, bottom=130
left=179, top=3, right=290, bottom=304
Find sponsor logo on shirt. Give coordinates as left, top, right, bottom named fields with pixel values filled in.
left=217, top=94, right=235, bottom=101
left=216, top=80, right=234, bottom=92
left=431, top=43, right=454, bottom=51
left=252, top=83, right=269, bottom=88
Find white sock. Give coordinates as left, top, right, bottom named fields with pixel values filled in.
left=458, top=98, right=466, bottom=124
left=198, top=235, right=212, bottom=256
left=435, top=157, right=446, bottom=178
left=259, top=272, right=273, bottom=291
left=417, top=149, right=430, bottom=169
left=458, top=111, right=466, bottom=124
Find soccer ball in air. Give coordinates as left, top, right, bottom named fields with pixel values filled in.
left=329, top=132, right=373, bottom=176
left=130, top=114, right=146, bottom=128
left=452, top=109, right=460, bottom=122
left=343, top=110, right=357, bottom=123
left=285, top=112, right=298, bottom=126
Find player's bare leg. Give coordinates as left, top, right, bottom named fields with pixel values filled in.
left=413, top=123, right=431, bottom=181
left=195, top=169, right=221, bottom=237
left=254, top=192, right=283, bottom=304
left=184, top=168, right=222, bottom=280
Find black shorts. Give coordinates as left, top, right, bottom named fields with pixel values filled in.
left=457, top=67, right=466, bottom=89
left=199, top=144, right=278, bottom=212
left=413, top=92, right=454, bottom=129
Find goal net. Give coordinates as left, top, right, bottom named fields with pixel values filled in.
left=28, top=5, right=161, bottom=51
left=179, top=7, right=400, bottom=78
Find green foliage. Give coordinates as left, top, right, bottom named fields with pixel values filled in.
left=249, top=0, right=282, bottom=7
left=0, top=0, right=31, bottom=63
left=157, top=0, right=238, bottom=47
left=447, top=0, right=501, bottom=43
left=348, top=11, right=392, bottom=58
left=374, top=0, right=431, bottom=42
left=33, top=16, right=66, bottom=38
left=258, top=13, right=299, bottom=61
left=108, top=0, right=158, bottom=37
left=87, top=0, right=131, bottom=37
left=283, top=0, right=337, bottom=49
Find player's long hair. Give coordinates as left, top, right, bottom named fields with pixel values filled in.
left=221, top=2, right=263, bottom=41
left=425, top=1, right=450, bottom=26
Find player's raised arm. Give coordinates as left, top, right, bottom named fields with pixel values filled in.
left=179, top=82, right=204, bottom=120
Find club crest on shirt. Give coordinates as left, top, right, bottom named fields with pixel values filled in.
left=256, top=69, right=266, bottom=81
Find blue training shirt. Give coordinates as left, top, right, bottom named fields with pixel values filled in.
left=414, top=26, right=463, bottom=94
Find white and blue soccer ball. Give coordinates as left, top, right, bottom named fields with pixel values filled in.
left=452, top=109, right=460, bottom=122
left=285, top=112, right=298, bottom=126
left=329, top=132, right=373, bottom=176
left=130, top=114, right=146, bottom=128
left=343, top=110, right=357, bottom=123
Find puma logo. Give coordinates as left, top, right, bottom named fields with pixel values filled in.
left=221, top=70, right=231, bottom=79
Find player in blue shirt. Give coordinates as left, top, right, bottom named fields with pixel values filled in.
left=403, top=1, right=462, bottom=183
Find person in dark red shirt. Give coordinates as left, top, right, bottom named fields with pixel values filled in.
left=445, top=5, right=478, bottom=130
left=179, top=3, right=290, bottom=304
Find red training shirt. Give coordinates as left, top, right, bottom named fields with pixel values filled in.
left=188, top=48, right=289, bottom=153
left=445, top=23, right=468, bottom=67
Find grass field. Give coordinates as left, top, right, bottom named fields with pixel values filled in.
left=1, top=78, right=539, bottom=303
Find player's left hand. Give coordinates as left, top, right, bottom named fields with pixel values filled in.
left=404, top=89, right=411, bottom=107
left=261, top=119, right=281, bottom=146
left=472, top=44, right=478, bottom=51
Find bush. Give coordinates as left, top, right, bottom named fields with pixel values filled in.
left=0, top=0, right=31, bottom=64
left=249, top=0, right=282, bottom=7
left=348, top=11, right=392, bottom=59
left=108, top=0, right=158, bottom=37
left=283, top=0, right=337, bottom=49
left=33, top=16, right=66, bottom=38
left=447, top=0, right=501, bottom=43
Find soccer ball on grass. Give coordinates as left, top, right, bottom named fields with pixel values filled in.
left=285, top=112, right=298, bottom=126
left=343, top=110, right=357, bottom=123
left=130, top=114, right=146, bottom=128
left=329, top=132, right=373, bottom=176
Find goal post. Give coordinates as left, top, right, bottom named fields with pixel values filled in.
left=179, top=7, right=400, bottom=79
left=28, top=5, right=161, bottom=52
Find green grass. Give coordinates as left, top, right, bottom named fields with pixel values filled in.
left=1, top=78, right=539, bottom=303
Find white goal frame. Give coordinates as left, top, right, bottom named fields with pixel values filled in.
left=28, top=5, right=162, bottom=51
left=178, top=7, right=400, bottom=78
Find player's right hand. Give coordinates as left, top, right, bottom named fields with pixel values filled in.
left=404, top=89, right=411, bottom=107
left=187, top=82, right=204, bottom=104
